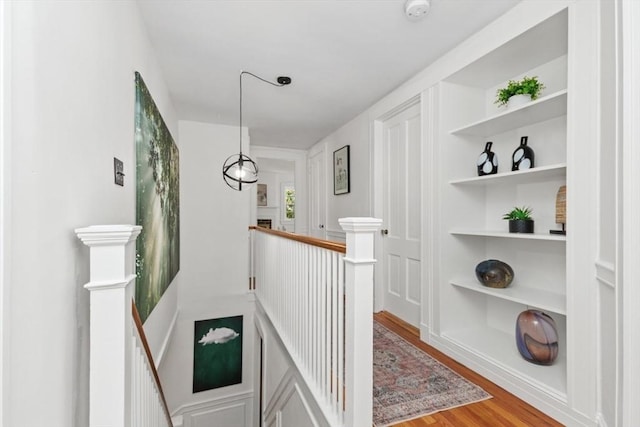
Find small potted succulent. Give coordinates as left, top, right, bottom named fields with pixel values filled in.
left=495, top=76, right=545, bottom=109
left=503, top=206, right=534, bottom=233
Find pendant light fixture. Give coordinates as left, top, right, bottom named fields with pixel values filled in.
left=222, top=71, right=292, bottom=191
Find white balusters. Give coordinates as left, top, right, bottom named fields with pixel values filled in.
left=131, top=311, right=171, bottom=427
left=251, top=218, right=380, bottom=426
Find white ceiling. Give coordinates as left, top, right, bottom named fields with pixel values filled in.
left=137, top=0, right=521, bottom=150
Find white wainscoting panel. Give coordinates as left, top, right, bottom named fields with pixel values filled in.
left=188, top=402, right=246, bottom=427
left=179, top=393, right=254, bottom=427
left=264, top=370, right=319, bottom=427
left=325, top=228, right=346, bottom=243
left=256, top=306, right=330, bottom=427
left=279, top=384, right=319, bottom=427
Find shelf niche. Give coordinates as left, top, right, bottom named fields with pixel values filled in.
left=432, top=6, right=570, bottom=411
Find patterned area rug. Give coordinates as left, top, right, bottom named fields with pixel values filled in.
left=373, top=321, right=491, bottom=426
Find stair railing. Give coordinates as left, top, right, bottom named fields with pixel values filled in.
left=250, top=217, right=381, bottom=427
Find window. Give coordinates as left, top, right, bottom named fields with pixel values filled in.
left=282, top=183, right=295, bottom=222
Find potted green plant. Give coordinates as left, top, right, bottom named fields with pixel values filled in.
left=503, top=206, right=534, bottom=233
left=495, top=76, right=545, bottom=108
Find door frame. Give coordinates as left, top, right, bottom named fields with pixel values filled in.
left=371, top=94, right=421, bottom=317
left=307, top=142, right=327, bottom=239
left=251, top=146, right=308, bottom=235
left=620, top=0, right=640, bottom=423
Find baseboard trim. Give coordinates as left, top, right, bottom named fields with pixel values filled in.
left=419, top=322, right=430, bottom=344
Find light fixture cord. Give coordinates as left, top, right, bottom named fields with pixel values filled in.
left=239, top=71, right=288, bottom=155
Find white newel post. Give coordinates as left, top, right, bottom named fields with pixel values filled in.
left=339, top=217, right=382, bottom=427
left=75, top=225, right=142, bottom=427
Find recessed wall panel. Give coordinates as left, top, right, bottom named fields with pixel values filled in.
left=387, top=254, right=401, bottom=296
left=406, top=258, right=421, bottom=304
left=406, top=115, right=421, bottom=241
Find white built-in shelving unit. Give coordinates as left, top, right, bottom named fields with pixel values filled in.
left=427, top=6, right=596, bottom=423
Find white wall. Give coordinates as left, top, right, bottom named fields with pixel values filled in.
left=160, top=295, right=255, bottom=427
left=160, top=120, right=255, bottom=425
left=5, top=2, right=178, bottom=426
left=177, top=120, right=251, bottom=306
left=1, top=1, right=12, bottom=424
left=309, top=111, right=371, bottom=239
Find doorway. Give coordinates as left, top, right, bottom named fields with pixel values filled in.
left=256, top=158, right=295, bottom=233
left=378, top=101, right=422, bottom=327
left=250, top=147, right=307, bottom=235
left=308, top=147, right=326, bottom=239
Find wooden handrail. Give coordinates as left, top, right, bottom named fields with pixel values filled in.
left=249, top=226, right=346, bottom=254
left=131, top=301, right=173, bottom=426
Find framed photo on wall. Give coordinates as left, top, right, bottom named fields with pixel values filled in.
left=333, top=145, right=350, bottom=195
left=257, top=183, right=267, bottom=206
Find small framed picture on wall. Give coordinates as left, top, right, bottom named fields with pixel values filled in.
left=257, top=184, right=267, bottom=207
left=333, top=145, right=350, bottom=195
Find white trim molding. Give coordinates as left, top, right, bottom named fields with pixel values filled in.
left=324, top=228, right=346, bottom=243
left=595, top=260, right=615, bottom=289
left=370, top=95, right=421, bottom=314
left=0, top=1, right=11, bottom=425
left=596, top=412, right=610, bottom=427
left=421, top=86, right=437, bottom=343
left=621, top=0, right=640, bottom=425
left=155, top=308, right=179, bottom=369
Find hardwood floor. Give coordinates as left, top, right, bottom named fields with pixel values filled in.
left=374, top=311, right=564, bottom=427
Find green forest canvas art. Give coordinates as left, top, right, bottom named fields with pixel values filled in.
left=193, top=316, right=243, bottom=393
left=134, top=72, right=180, bottom=323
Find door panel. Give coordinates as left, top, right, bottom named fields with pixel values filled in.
left=387, top=254, right=401, bottom=296
left=407, top=258, right=421, bottom=304
left=382, top=103, right=421, bottom=327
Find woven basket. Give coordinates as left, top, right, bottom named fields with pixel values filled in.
left=555, top=185, right=566, bottom=224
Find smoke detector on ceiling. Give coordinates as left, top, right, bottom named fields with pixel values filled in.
left=404, top=0, right=430, bottom=20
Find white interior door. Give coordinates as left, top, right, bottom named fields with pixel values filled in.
left=308, top=148, right=326, bottom=238
left=382, top=103, right=421, bottom=327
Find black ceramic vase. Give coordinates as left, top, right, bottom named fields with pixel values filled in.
left=475, top=259, right=514, bottom=288
left=509, top=219, right=534, bottom=233
left=511, top=136, right=535, bottom=171
left=477, top=141, right=498, bottom=176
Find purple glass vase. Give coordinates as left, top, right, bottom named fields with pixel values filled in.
left=515, top=309, right=558, bottom=365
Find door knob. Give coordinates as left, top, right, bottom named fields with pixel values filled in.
left=381, top=229, right=389, bottom=235
left=319, top=224, right=324, bottom=229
